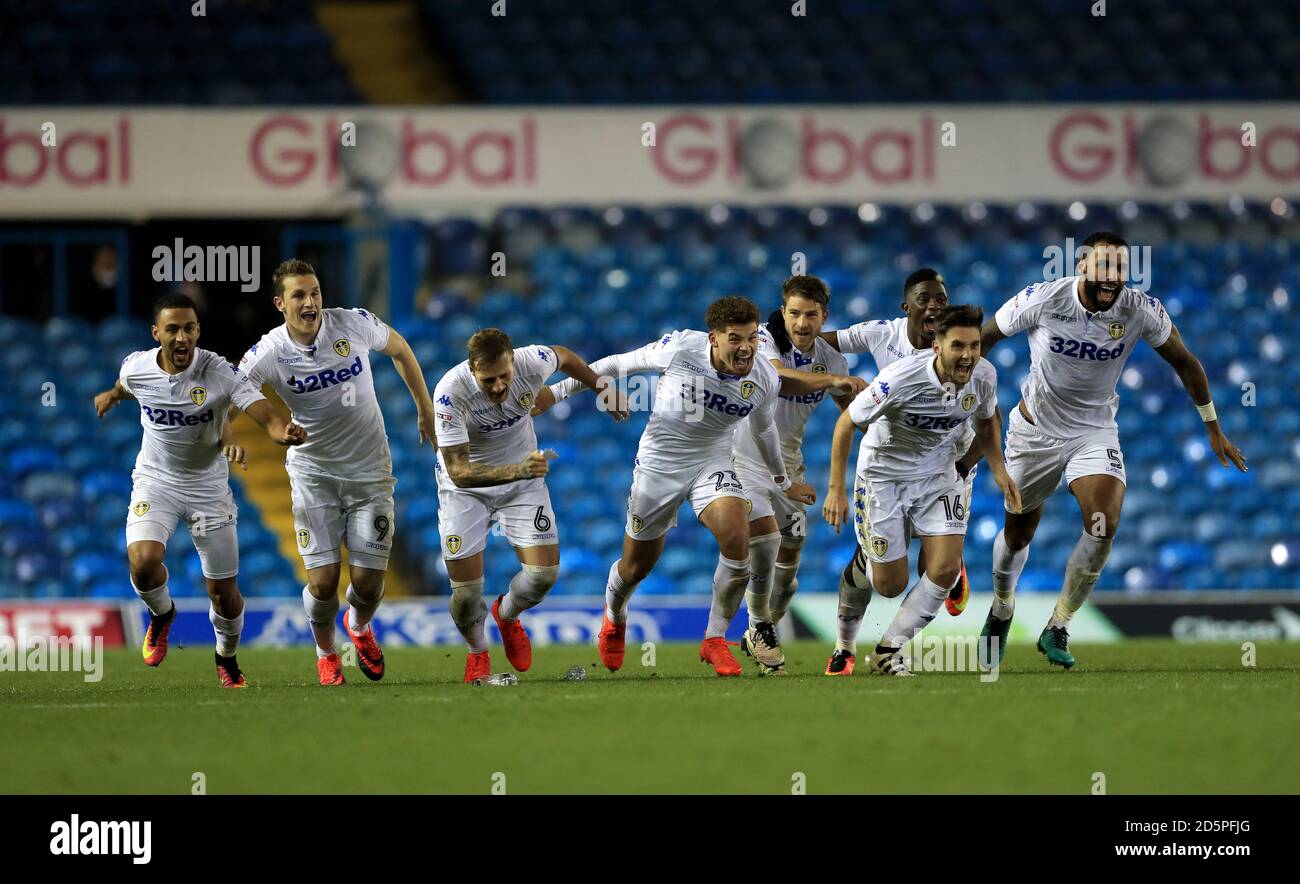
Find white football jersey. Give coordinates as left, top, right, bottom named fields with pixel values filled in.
left=848, top=352, right=998, bottom=480
left=995, top=276, right=1172, bottom=436
left=119, top=347, right=264, bottom=483
left=733, top=327, right=848, bottom=475
left=837, top=316, right=924, bottom=370
left=433, top=344, right=557, bottom=484
left=552, top=329, right=782, bottom=472
left=240, top=307, right=393, bottom=480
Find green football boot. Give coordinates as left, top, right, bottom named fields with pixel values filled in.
left=1037, top=625, right=1076, bottom=669
left=978, top=609, right=1012, bottom=670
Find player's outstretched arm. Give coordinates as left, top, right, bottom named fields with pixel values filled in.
left=1154, top=325, right=1247, bottom=472
left=244, top=399, right=308, bottom=447
left=775, top=366, right=867, bottom=398
left=381, top=329, right=437, bottom=446
left=980, top=318, right=1007, bottom=360
left=975, top=407, right=1022, bottom=514
left=552, top=345, right=628, bottom=421
left=218, top=406, right=248, bottom=470
left=93, top=379, right=133, bottom=417
left=822, top=409, right=858, bottom=533
left=441, top=442, right=548, bottom=488
left=548, top=337, right=674, bottom=404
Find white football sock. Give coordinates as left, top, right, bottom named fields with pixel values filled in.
left=1051, top=532, right=1113, bottom=628
left=744, top=532, right=781, bottom=627
left=604, top=560, right=637, bottom=624
left=449, top=577, right=488, bottom=653
left=767, top=559, right=800, bottom=625
left=501, top=564, right=559, bottom=619
left=881, top=572, right=954, bottom=650
left=345, top=582, right=383, bottom=634
left=302, top=586, right=339, bottom=658
left=836, top=551, right=874, bottom=653
left=132, top=567, right=172, bottom=616
left=991, top=530, right=1030, bottom=620
left=705, top=554, right=750, bottom=639
left=209, top=603, right=243, bottom=657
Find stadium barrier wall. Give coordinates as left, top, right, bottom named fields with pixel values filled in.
left=1, top=105, right=1296, bottom=216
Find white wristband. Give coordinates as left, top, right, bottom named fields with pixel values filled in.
left=776, top=475, right=792, bottom=491
left=1196, top=402, right=1217, bottom=423
left=549, top=383, right=569, bottom=402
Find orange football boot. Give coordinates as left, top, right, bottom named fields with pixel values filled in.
left=945, top=561, right=971, bottom=616
left=343, top=610, right=385, bottom=681
left=824, top=649, right=856, bottom=676
left=141, top=603, right=176, bottom=667
left=699, top=637, right=742, bottom=677
left=492, top=595, right=532, bottom=671
left=215, top=653, right=247, bottom=688
left=317, top=653, right=345, bottom=686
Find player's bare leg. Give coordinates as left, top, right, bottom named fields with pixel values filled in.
left=1037, top=475, right=1124, bottom=669
left=343, top=563, right=386, bottom=681
left=446, top=553, right=493, bottom=682
left=979, top=502, right=1043, bottom=668
left=600, top=533, right=665, bottom=671
left=697, top=497, right=750, bottom=677
left=491, top=543, right=560, bottom=672
left=206, top=576, right=246, bottom=687
left=129, top=540, right=176, bottom=667
left=303, top=561, right=344, bottom=685
left=871, top=535, right=964, bottom=676
left=740, top=514, right=784, bottom=674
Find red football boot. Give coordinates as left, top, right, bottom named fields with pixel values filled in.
left=464, top=651, right=491, bottom=683
left=597, top=613, right=626, bottom=672
left=824, top=649, right=856, bottom=676
left=945, top=560, right=971, bottom=616
left=699, top=637, right=742, bottom=677
left=492, top=595, right=532, bottom=672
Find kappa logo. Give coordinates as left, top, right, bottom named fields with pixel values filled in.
left=333, top=338, right=351, bottom=357
left=962, top=393, right=976, bottom=411
left=519, top=389, right=535, bottom=408
left=740, top=380, right=757, bottom=400
left=189, top=386, right=206, bottom=407
left=296, top=528, right=311, bottom=549
left=870, top=536, right=889, bottom=558
left=629, top=515, right=644, bottom=534
left=446, top=535, right=462, bottom=555
left=132, top=501, right=150, bottom=517
left=1108, top=321, right=1126, bottom=340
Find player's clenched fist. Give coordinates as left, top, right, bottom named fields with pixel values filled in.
left=274, top=422, right=308, bottom=446
left=516, top=450, right=550, bottom=479
left=828, top=375, right=868, bottom=397
left=223, top=444, right=249, bottom=470
left=822, top=484, right=849, bottom=533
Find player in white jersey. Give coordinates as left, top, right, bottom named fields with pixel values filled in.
left=824, top=306, right=1021, bottom=676
left=979, top=233, right=1247, bottom=669
left=730, top=276, right=868, bottom=675
left=236, top=260, right=437, bottom=686
left=819, top=270, right=983, bottom=674
left=93, top=294, right=306, bottom=688
left=542, top=297, right=824, bottom=676
left=433, top=328, right=619, bottom=683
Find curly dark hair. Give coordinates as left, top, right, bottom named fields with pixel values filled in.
left=705, top=296, right=760, bottom=332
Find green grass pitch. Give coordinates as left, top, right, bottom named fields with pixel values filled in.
left=2, top=640, right=1295, bottom=794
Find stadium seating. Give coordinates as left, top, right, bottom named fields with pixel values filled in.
left=1, top=199, right=1296, bottom=599
left=421, top=0, right=1300, bottom=104
left=0, top=0, right=361, bottom=105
